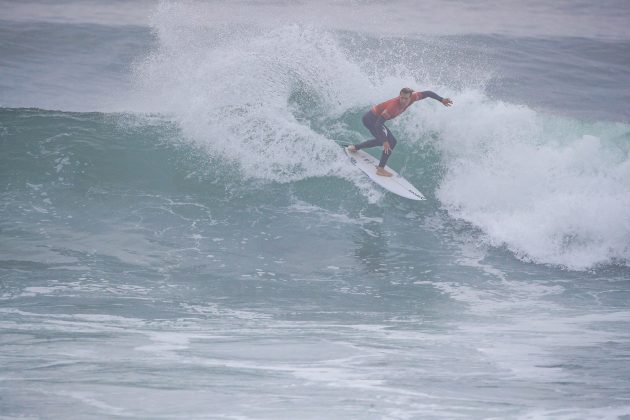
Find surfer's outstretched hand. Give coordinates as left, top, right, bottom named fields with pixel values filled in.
left=442, top=98, right=453, bottom=107
left=383, top=141, right=392, bottom=155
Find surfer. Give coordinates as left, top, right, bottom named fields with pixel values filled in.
left=347, top=88, right=453, bottom=176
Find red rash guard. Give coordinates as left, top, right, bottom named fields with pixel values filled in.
left=371, top=91, right=425, bottom=120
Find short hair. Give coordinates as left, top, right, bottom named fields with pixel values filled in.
left=400, top=87, right=413, bottom=95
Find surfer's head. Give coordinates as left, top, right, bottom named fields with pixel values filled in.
left=399, top=87, right=413, bottom=106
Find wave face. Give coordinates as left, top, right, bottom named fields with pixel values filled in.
left=121, top=3, right=630, bottom=270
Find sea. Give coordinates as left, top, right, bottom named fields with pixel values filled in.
left=1, top=1, right=630, bottom=418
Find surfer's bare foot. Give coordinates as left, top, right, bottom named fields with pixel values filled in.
left=376, top=166, right=393, bottom=177
left=347, top=145, right=357, bottom=153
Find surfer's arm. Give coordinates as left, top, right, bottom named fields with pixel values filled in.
left=419, top=91, right=443, bottom=101
left=419, top=91, right=453, bottom=106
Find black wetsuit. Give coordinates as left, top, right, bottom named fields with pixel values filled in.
left=355, top=91, right=444, bottom=167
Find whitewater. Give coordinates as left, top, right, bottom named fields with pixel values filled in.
left=1, top=1, right=630, bottom=418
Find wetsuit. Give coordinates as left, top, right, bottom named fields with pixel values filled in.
left=355, top=91, right=444, bottom=167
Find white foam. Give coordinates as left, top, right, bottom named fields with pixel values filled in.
left=135, top=331, right=194, bottom=353
left=518, top=406, right=630, bottom=420
left=288, top=199, right=383, bottom=226
left=55, top=391, right=126, bottom=416
left=419, top=90, right=630, bottom=270
left=130, top=15, right=375, bottom=181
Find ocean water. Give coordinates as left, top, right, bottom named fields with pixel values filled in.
left=1, top=1, right=630, bottom=418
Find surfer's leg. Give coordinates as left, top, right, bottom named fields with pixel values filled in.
left=378, top=129, right=397, bottom=167
left=356, top=111, right=388, bottom=150
left=355, top=138, right=381, bottom=150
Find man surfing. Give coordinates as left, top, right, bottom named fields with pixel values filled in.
left=347, top=88, right=453, bottom=176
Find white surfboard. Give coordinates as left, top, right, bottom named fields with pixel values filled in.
left=344, top=147, right=425, bottom=201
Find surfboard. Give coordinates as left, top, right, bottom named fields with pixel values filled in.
left=344, top=147, right=425, bottom=201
